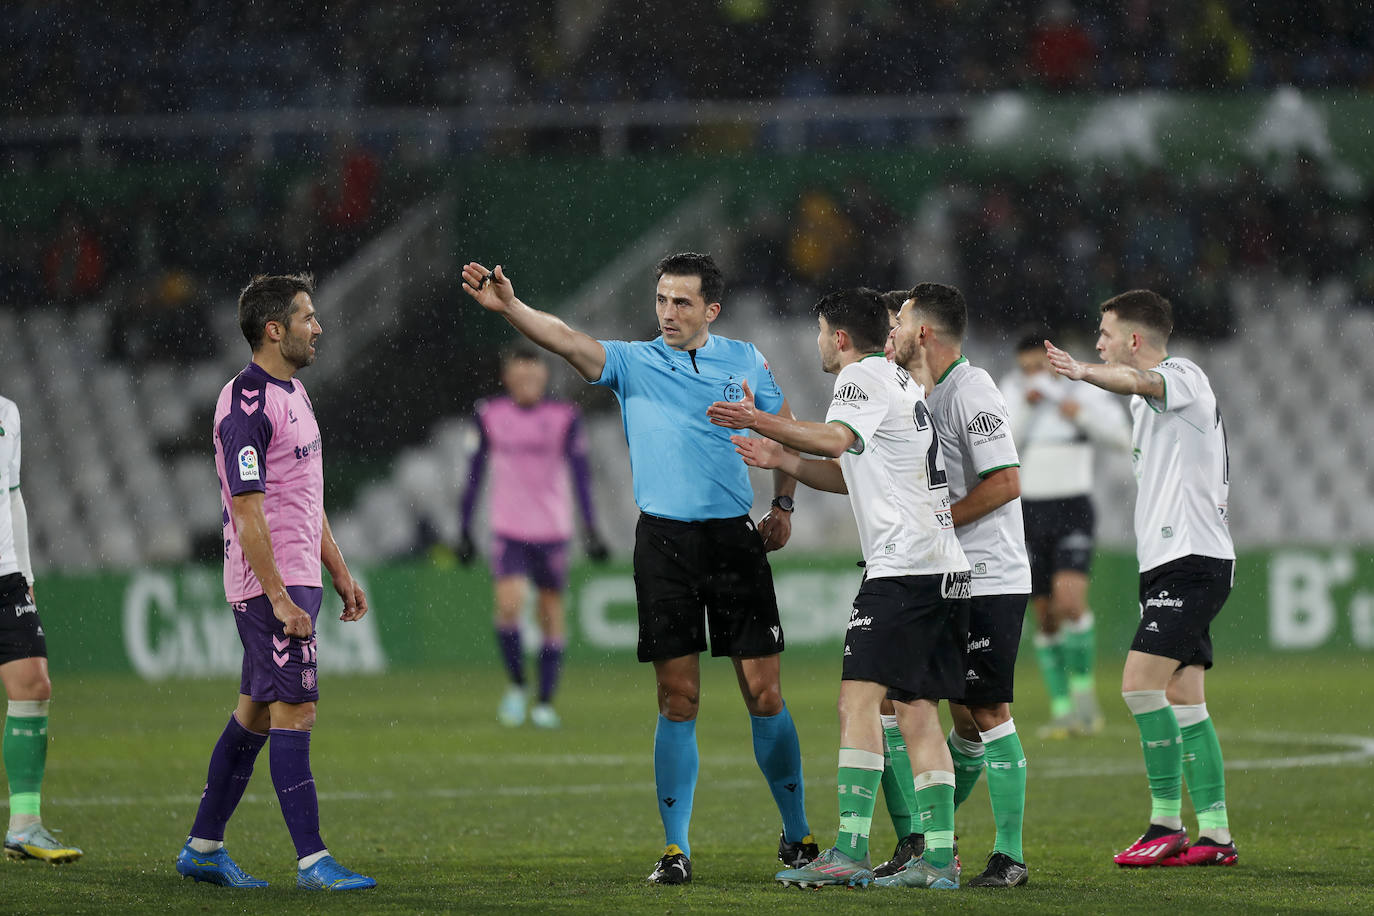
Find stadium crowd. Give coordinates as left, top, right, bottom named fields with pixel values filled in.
left=3, top=0, right=1372, bottom=118
left=731, top=153, right=1371, bottom=339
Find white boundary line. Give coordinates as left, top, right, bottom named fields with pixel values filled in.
left=11, top=729, right=1372, bottom=809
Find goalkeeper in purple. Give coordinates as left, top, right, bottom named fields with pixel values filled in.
left=175, top=273, right=376, bottom=892
left=458, top=344, right=608, bottom=729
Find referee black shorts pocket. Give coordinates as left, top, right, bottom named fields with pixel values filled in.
left=632, top=514, right=783, bottom=663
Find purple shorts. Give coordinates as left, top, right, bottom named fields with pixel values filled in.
left=234, top=585, right=322, bottom=704
left=491, top=536, right=570, bottom=590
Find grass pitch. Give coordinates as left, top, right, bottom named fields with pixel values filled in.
left=5, top=650, right=1373, bottom=914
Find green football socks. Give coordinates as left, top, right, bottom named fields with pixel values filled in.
left=980, top=720, right=1027, bottom=864
left=1062, top=612, right=1097, bottom=700
left=835, top=748, right=884, bottom=861
left=5, top=700, right=49, bottom=830
left=947, top=728, right=985, bottom=810
left=1177, top=705, right=1230, bottom=842
left=1124, top=692, right=1183, bottom=827
left=879, top=715, right=917, bottom=837
left=913, top=771, right=956, bottom=869
left=1033, top=632, right=1073, bottom=719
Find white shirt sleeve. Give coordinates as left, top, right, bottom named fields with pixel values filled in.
left=825, top=361, right=888, bottom=455
left=1145, top=358, right=1202, bottom=413
left=955, top=378, right=1021, bottom=477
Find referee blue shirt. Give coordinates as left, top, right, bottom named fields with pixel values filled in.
left=593, top=334, right=784, bottom=522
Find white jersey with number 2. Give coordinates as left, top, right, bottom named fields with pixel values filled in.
left=1131, top=356, right=1235, bottom=572
left=825, top=355, right=968, bottom=580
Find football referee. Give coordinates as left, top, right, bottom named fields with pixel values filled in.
left=461, top=252, right=816, bottom=885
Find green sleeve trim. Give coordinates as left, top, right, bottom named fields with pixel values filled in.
left=978, top=463, right=1020, bottom=478
left=859, top=352, right=888, bottom=361
left=7, top=484, right=18, bottom=491
left=1146, top=370, right=1168, bottom=413
left=936, top=355, right=968, bottom=385
left=829, top=420, right=865, bottom=455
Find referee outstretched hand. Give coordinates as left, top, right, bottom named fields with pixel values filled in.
left=706, top=380, right=757, bottom=429
left=461, top=262, right=514, bottom=312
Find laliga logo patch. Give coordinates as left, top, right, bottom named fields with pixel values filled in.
left=238, top=446, right=260, bottom=481
left=723, top=381, right=744, bottom=401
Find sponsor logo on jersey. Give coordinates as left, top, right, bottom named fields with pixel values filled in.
left=294, top=436, right=322, bottom=460
left=832, top=382, right=869, bottom=404
left=238, top=446, right=260, bottom=481
left=1145, top=590, right=1185, bottom=610
left=1161, top=526, right=1174, bottom=538
left=973, top=561, right=988, bottom=576
left=722, top=380, right=744, bottom=402
left=966, top=412, right=1005, bottom=436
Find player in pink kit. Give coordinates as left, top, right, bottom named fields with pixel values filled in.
left=175, top=273, right=375, bottom=892
left=459, top=345, right=607, bottom=729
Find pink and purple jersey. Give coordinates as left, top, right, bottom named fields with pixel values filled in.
left=214, top=362, right=324, bottom=602
left=460, top=397, right=596, bottom=543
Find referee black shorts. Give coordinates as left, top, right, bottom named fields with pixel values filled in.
left=1132, top=555, right=1234, bottom=670
left=633, top=513, right=784, bottom=663
left=0, top=573, right=46, bottom=665
left=1023, top=495, right=1095, bottom=597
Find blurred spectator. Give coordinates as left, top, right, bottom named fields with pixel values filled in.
left=42, top=206, right=107, bottom=303
left=1028, top=1, right=1097, bottom=89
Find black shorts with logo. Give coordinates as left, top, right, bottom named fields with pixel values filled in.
left=0, top=573, right=46, bottom=665
left=844, top=571, right=970, bottom=704
left=961, top=592, right=1030, bottom=705
left=633, top=513, right=784, bottom=663
left=1023, top=495, right=1095, bottom=596
left=1132, top=555, right=1234, bottom=670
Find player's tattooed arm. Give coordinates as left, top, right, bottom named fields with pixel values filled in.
left=1044, top=341, right=1165, bottom=399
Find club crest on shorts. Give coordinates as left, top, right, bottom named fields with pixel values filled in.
left=302, top=668, right=317, bottom=690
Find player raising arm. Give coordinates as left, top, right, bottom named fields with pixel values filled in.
left=1046, top=289, right=1238, bottom=869
left=463, top=254, right=816, bottom=884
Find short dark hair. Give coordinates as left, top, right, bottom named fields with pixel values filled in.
left=811, top=287, right=891, bottom=352
left=501, top=342, right=545, bottom=366
left=1100, top=289, right=1173, bottom=339
left=655, top=252, right=724, bottom=305
left=906, top=282, right=967, bottom=340
left=238, top=273, right=314, bottom=349
left=1014, top=326, right=1051, bottom=353
left=880, top=289, right=910, bottom=315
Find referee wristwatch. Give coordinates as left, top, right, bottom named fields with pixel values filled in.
left=770, top=495, right=795, bottom=512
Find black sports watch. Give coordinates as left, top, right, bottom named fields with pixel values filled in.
left=770, top=495, right=795, bottom=512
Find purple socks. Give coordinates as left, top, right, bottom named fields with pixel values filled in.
left=189, top=714, right=267, bottom=842
left=269, top=728, right=325, bottom=859
left=538, top=641, right=565, bottom=704
left=496, top=626, right=525, bottom=686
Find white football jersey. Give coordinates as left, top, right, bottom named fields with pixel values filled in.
left=1130, top=356, right=1234, bottom=572
left=1001, top=367, right=1131, bottom=500
left=825, top=355, right=968, bottom=580
left=0, top=396, right=22, bottom=579
left=925, top=357, right=1032, bottom=596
